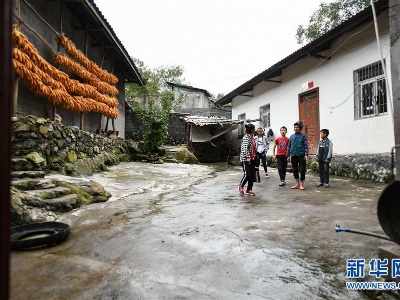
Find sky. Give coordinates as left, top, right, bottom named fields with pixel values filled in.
left=94, top=0, right=335, bottom=97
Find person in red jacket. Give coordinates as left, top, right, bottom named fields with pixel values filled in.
left=272, top=126, right=290, bottom=186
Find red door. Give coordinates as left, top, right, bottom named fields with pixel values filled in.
left=298, top=89, right=319, bottom=155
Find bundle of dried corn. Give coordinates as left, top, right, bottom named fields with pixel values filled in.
left=11, top=27, right=119, bottom=119
left=56, top=35, right=118, bottom=85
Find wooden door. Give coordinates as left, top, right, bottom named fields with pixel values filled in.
left=298, top=89, right=319, bottom=155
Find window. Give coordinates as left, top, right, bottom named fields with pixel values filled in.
left=260, top=104, right=270, bottom=128
left=237, top=113, right=246, bottom=139
left=354, top=61, right=387, bottom=119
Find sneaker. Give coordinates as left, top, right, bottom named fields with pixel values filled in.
left=324, top=183, right=330, bottom=188
left=316, top=182, right=323, bottom=187
left=245, top=190, right=255, bottom=196
left=238, top=186, right=244, bottom=195
left=279, top=182, right=284, bottom=186
left=265, top=173, right=269, bottom=178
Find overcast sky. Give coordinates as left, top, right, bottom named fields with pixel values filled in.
left=94, top=0, right=335, bottom=97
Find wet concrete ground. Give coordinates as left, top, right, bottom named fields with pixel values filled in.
left=10, top=162, right=394, bottom=299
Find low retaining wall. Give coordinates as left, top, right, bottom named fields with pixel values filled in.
left=12, top=113, right=134, bottom=176
left=228, top=154, right=395, bottom=183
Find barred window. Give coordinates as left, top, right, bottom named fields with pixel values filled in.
left=260, top=104, right=270, bottom=128
left=354, top=61, right=387, bottom=119
left=238, top=113, right=246, bottom=139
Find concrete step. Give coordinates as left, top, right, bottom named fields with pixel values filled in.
left=11, top=178, right=58, bottom=191
left=11, top=171, right=46, bottom=179
left=25, top=186, right=72, bottom=199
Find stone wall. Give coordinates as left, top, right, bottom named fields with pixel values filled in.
left=12, top=113, right=135, bottom=176
left=125, top=107, right=232, bottom=144
left=319, top=153, right=394, bottom=183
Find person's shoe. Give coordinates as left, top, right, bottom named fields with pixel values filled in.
left=245, top=190, right=255, bottom=196
left=316, top=182, right=323, bottom=187
left=279, top=181, right=285, bottom=186
left=282, top=181, right=286, bottom=186
left=291, top=184, right=300, bottom=189
left=324, top=183, right=330, bottom=188
left=300, top=186, right=305, bottom=190
left=265, top=173, right=269, bottom=178
left=238, top=186, right=244, bottom=195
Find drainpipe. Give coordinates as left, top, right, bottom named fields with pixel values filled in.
left=1, top=0, right=13, bottom=298
left=391, top=145, right=400, bottom=179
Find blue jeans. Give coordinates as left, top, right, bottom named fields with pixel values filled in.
left=318, top=161, right=330, bottom=184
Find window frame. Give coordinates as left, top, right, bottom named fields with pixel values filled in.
left=354, top=61, right=387, bottom=120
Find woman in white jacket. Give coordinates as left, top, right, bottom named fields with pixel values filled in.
left=254, top=127, right=270, bottom=181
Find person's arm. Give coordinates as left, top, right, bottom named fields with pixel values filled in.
left=287, top=137, right=291, bottom=161
left=264, top=136, right=269, bottom=153
left=240, top=135, right=251, bottom=161
left=326, top=140, right=333, bottom=163
left=303, top=134, right=309, bottom=159
left=272, top=139, right=277, bottom=158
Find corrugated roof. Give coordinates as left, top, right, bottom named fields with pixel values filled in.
left=63, top=0, right=145, bottom=85
left=182, top=115, right=260, bottom=126
left=216, top=0, right=388, bottom=105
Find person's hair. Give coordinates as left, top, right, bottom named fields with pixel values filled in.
left=320, top=129, right=329, bottom=136
left=280, top=126, right=287, bottom=131
left=245, top=123, right=255, bottom=134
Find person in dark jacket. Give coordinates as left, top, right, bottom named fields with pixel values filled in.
left=315, top=129, right=333, bottom=188
left=238, top=123, right=256, bottom=196
left=287, top=121, right=308, bottom=190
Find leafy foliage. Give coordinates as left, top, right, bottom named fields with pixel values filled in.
left=126, top=58, right=185, bottom=97
left=295, top=0, right=370, bottom=44
left=126, top=58, right=187, bottom=154
left=132, top=91, right=180, bottom=154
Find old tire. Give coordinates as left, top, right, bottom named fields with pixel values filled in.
left=10, top=222, right=71, bottom=250
left=377, top=180, right=400, bottom=245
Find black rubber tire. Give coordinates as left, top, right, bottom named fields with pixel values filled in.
left=377, top=180, right=400, bottom=245
left=10, top=222, right=71, bottom=250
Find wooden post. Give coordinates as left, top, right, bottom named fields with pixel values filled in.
left=12, top=0, right=21, bottom=118
left=104, top=117, right=109, bottom=134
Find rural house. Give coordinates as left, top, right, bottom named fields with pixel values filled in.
left=217, top=0, right=395, bottom=181
left=12, top=0, right=144, bottom=138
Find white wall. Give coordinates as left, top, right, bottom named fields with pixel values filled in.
left=232, top=17, right=394, bottom=155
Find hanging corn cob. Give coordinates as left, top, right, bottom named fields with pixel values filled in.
left=54, top=53, right=119, bottom=96
left=56, top=35, right=118, bottom=85
left=11, top=27, right=118, bottom=119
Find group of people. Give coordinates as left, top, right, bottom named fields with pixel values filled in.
left=238, top=121, right=333, bottom=196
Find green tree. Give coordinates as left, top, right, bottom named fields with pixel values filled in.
left=126, top=58, right=185, bottom=97
left=296, top=0, right=370, bottom=45
left=132, top=91, right=178, bottom=154
left=126, top=59, right=185, bottom=154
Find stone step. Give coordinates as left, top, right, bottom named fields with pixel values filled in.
left=25, top=186, right=72, bottom=199
left=11, top=170, right=46, bottom=179
left=11, top=178, right=59, bottom=191
left=11, top=157, right=40, bottom=171
left=21, top=193, right=80, bottom=212
left=39, top=194, right=80, bottom=212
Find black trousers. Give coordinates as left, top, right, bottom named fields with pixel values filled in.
left=255, top=152, right=268, bottom=174
left=291, top=155, right=306, bottom=182
left=240, top=160, right=255, bottom=191
left=276, top=155, right=288, bottom=181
